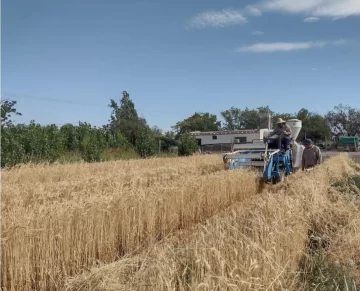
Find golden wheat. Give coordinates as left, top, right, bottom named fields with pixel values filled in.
left=64, top=154, right=360, bottom=291
left=1, top=154, right=259, bottom=291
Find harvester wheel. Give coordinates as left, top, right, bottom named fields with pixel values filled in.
left=272, top=169, right=285, bottom=184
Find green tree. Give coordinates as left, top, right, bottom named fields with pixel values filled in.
left=60, top=124, right=80, bottom=151
left=172, top=112, right=221, bottom=135
left=1, top=99, right=22, bottom=128
left=295, top=108, right=331, bottom=141
left=220, top=106, right=243, bottom=130
left=159, top=136, right=179, bottom=152
left=1, top=124, right=27, bottom=167
left=165, top=130, right=176, bottom=139
left=136, top=126, right=157, bottom=158
left=108, top=91, right=146, bottom=145
left=77, top=122, right=105, bottom=162
left=324, top=104, right=360, bottom=136
left=151, top=126, right=163, bottom=137
left=178, top=132, right=198, bottom=156
left=241, top=107, right=263, bottom=129
left=220, top=106, right=273, bottom=130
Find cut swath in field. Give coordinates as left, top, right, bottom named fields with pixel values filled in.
left=65, top=154, right=360, bottom=291
left=1, top=155, right=258, bottom=291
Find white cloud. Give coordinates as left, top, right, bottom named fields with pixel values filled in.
left=246, top=6, right=262, bottom=16
left=331, top=39, right=346, bottom=45
left=255, top=0, right=360, bottom=19
left=312, top=67, right=319, bottom=71
left=304, top=17, right=320, bottom=22
left=332, top=15, right=347, bottom=20
left=252, top=31, right=265, bottom=35
left=236, top=40, right=345, bottom=52
left=188, top=9, right=247, bottom=28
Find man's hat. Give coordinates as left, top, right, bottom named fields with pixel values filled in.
left=276, top=118, right=286, bottom=124
left=305, top=138, right=312, bottom=144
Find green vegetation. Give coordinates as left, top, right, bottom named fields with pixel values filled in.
left=299, top=252, right=356, bottom=291
left=0, top=121, right=137, bottom=167
left=1, top=93, right=180, bottom=168
left=178, top=132, right=198, bottom=156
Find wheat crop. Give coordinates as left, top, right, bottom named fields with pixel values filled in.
left=65, top=154, right=360, bottom=291
left=1, top=154, right=259, bottom=291
left=3, top=154, right=359, bottom=291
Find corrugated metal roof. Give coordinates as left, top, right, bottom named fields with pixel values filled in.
left=190, top=129, right=259, bottom=136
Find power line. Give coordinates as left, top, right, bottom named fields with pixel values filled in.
left=2, top=92, right=104, bottom=107
left=1, top=92, right=194, bottom=115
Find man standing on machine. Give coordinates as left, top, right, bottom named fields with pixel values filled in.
left=302, top=138, right=322, bottom=171
left=271, top=118, right=292, bottom=152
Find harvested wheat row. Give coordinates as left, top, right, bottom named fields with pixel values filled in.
left=64, top=154, right=360, bottom=291
left=1, top=155, right=258, bottom=291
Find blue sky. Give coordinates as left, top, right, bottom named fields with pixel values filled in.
left=2, top=0, right=360, bottom=132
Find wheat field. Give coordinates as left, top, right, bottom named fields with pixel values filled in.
left=2, top=154, right=360, bottom=291
left=1, top=155, right=259, bottom=291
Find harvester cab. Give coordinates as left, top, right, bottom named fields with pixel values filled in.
left=222, top=119, right=303, bottom=184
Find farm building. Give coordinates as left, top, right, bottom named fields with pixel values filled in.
left=190, top=129, right=269, bottom=152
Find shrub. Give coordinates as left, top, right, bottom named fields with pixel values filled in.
left=135, top=126, right=156, bottom=158
left=178, top=132, right=198, bottom=156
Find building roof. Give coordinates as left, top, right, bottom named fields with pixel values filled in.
left=190, top=129, right=260, bottom=136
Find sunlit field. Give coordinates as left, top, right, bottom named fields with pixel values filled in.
left=2, top=154, right=360, bottom=290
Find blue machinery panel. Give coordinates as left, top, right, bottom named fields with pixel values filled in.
left=226, top=137, right=294, bottom=184
left=263, top=150, right=293, bottom=183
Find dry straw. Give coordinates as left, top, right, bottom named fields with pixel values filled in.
left=2, top=154, right=359, bottom=291
left=2, top=155, right=258, bottom=291
left=64, top=154, right=360, bottom=291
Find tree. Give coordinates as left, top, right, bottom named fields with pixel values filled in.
left=241, top=107, right=265, bottom=129
left=151, top=125, right=163, bottom=137
left=294, top=108, right=331, bottom=141
left=60, top=123, right=79, bottom=151
left=220, top=105, right=332, bottom=141
left=164, top=130, right=176, bottom=139
left=178, top=132, right=198, bottom=156
left=173, top=112, right=221, bottom=135
left=77, top=122, right=105, bottom=162
left=220, top=106, right=273, bottom=130
left=1, top=99, right=22, bottom=128
left=324, top=104, right=360, bottom=136
left=136, top=126, right=157, bottom=158
left=108, top=91, right=147, bottom=145
left=220, top=107, right=243, bottom=130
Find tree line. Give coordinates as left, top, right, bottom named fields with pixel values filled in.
left=173, top=105, right=360, bottom=140
left=1, top=92, right=359, bottom=168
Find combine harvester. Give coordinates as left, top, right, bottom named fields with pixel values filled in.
left=222, top=119, right=304, bottom=185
